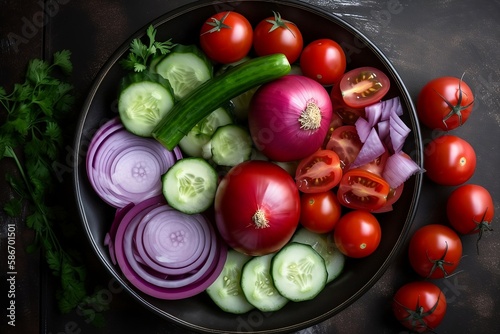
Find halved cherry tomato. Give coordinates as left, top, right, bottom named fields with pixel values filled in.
left=339, top=66, right=390, bottom=108
left=300, top=190, right=342, bottom=233
left=337, top=168, right=390, bottom=211
left=300, top=38, right=346, bottom=85
left=199, top=11, right=253, bottom=64
left=330, top=83, right=365, bottom=125
left=295, top=149, right=343, bottom=193
left=372, top=183, right=404, bottom=213
left=324, top=125, right=362, bottom=170
left=358, top=146, right=389, bottom=177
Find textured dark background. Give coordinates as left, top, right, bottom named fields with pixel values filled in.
left=1, top=0, right=499, bottom=333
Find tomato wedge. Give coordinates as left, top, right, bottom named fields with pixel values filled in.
left=295, top=149, right=343, bottom=193
left=324, top=125, right=362, bottom=170
left=337, top=168, right=390, bottom=211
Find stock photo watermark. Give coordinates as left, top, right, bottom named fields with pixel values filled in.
left=6, top=0, right=70, bottom=53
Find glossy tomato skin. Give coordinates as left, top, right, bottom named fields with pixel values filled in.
left=253, top=13, right=303, bottom=64
left=447, top=184, right=494, bottom=235
left=214, top=160, right=300, bottom=256
left=417, top=76, right=474, bottom=130
left=199, top=11, right=253, bottom=64
left=339, top=66, right=391, bottom=108
left=424, top=135, right=476, bottom=186
left=295, top=149, right=342, bottom=193
left=324, top=125, right=362, bottom=170
left=337, top=168, right=390, bottom=211
left=333, top=210, right=381, bottom=258
left=392, top=281, right=447, bottom=333
left=300, top=191, right=342, bottom=233
left=300, top=38, right=346, bottom=85
left=408, top=224, right=463, bottom=279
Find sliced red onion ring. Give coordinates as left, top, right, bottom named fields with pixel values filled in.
left=86, top=117, right=182, bottom=208
left=110, top=195, right=227, bottom=299
left=134, top=206, right=211, bottom=275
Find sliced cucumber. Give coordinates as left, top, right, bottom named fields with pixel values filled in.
left=118, top=71, right=175, bottom=137
left=291, top=228, right=345, bottom=283
left=241, top=253, right=288, bottom=312
left=178, top=106, right=233, bottom=157
left=206, top=250, right=255, bottom=314
left=155, top=44, right=213, bottom=99
left=161, top=157, right=217, bottom=214
left=271, top=242, right=327, bottom=302
left=202, top=124, right=253, bottom=166
left=152, top=53, right=291, bottom=150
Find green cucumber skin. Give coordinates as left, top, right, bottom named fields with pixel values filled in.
left=152, top=53, right=291, bottom=150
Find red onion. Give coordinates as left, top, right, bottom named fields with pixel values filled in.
left=248, top=75, right=333, bottom=162
left=383, top=152, right=423, bottom=189
left=110, top=195, right=227, bottom=300
left=86, top=117, right=182, bottom=208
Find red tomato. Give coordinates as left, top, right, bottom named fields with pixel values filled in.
left=424, top=134, right=476, bottom=186
left=392, top=281, right=447, bottom=333
left=214, top=160, right=300, bottom=256
left=300, top=191, right=342, bottom=233
left=339, top=66, right=391, bottom=108
left=408, top=224, right=463, bottom=279
left=199, top=11, right=253, bottom=64
left=358, top=146, right=389, bottom=177
left=324, top=125, right=362, bottom=170
left=329, top=83, right=365, bottom=125
left=253, top=11, right=303, bottom=64
left=417, top=75, right=474, bottom=130
left=372, top=183, right=404, bottom=213
left=337, top=168, right=390, bottom=211
left=333, top=210, right=381, bottom=258
left=447, top=184, right=494, bottom=249
left=295, top=149, right=343, bottom=193
left=300, top=38, right=346, bottom=85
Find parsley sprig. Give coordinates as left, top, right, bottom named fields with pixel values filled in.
left=120, top=24, right=175, bottom=72
left=0, top=50, right=108, bottom=325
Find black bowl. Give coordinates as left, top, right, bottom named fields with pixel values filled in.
left=73, top=0, right=423, bottom=332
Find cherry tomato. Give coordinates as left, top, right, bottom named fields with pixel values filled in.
left=300, top=38, right=346, bottom=85
left=324, top=125, right=362, bottom=170
left=337, top=168, right=390, bottom=211
left=339, top=66, right=391, bottom=108
left=424, top=134, right=476, bottom=186
left=392, top=281, right=447, bottom=333
left=214, top=160, right=300, bottom=256
left=199, top=11, right=253, bottom=64
left=295, top=149, right=343, bottom=193
left=333, top=210, right=381, bottom=258
left=417, top=75, right=474, bottom=130
left=253, top=11, right=303, bottom=64
left=408, top=224, right=463, bottom=279
left=300, top=191, right=342, bottom=233
left=447, top=184, right=494, bottom=251
left=330, top=83, right=365, bottom=125
left=358, top=146, right=389, bottom=177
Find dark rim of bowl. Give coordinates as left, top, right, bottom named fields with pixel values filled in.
left=73, top=0, right=423, bottom=332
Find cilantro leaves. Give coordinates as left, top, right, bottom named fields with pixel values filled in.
left=0, top=50, right=108, bottom=326
left=120, top=25, right=175, bottom=72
